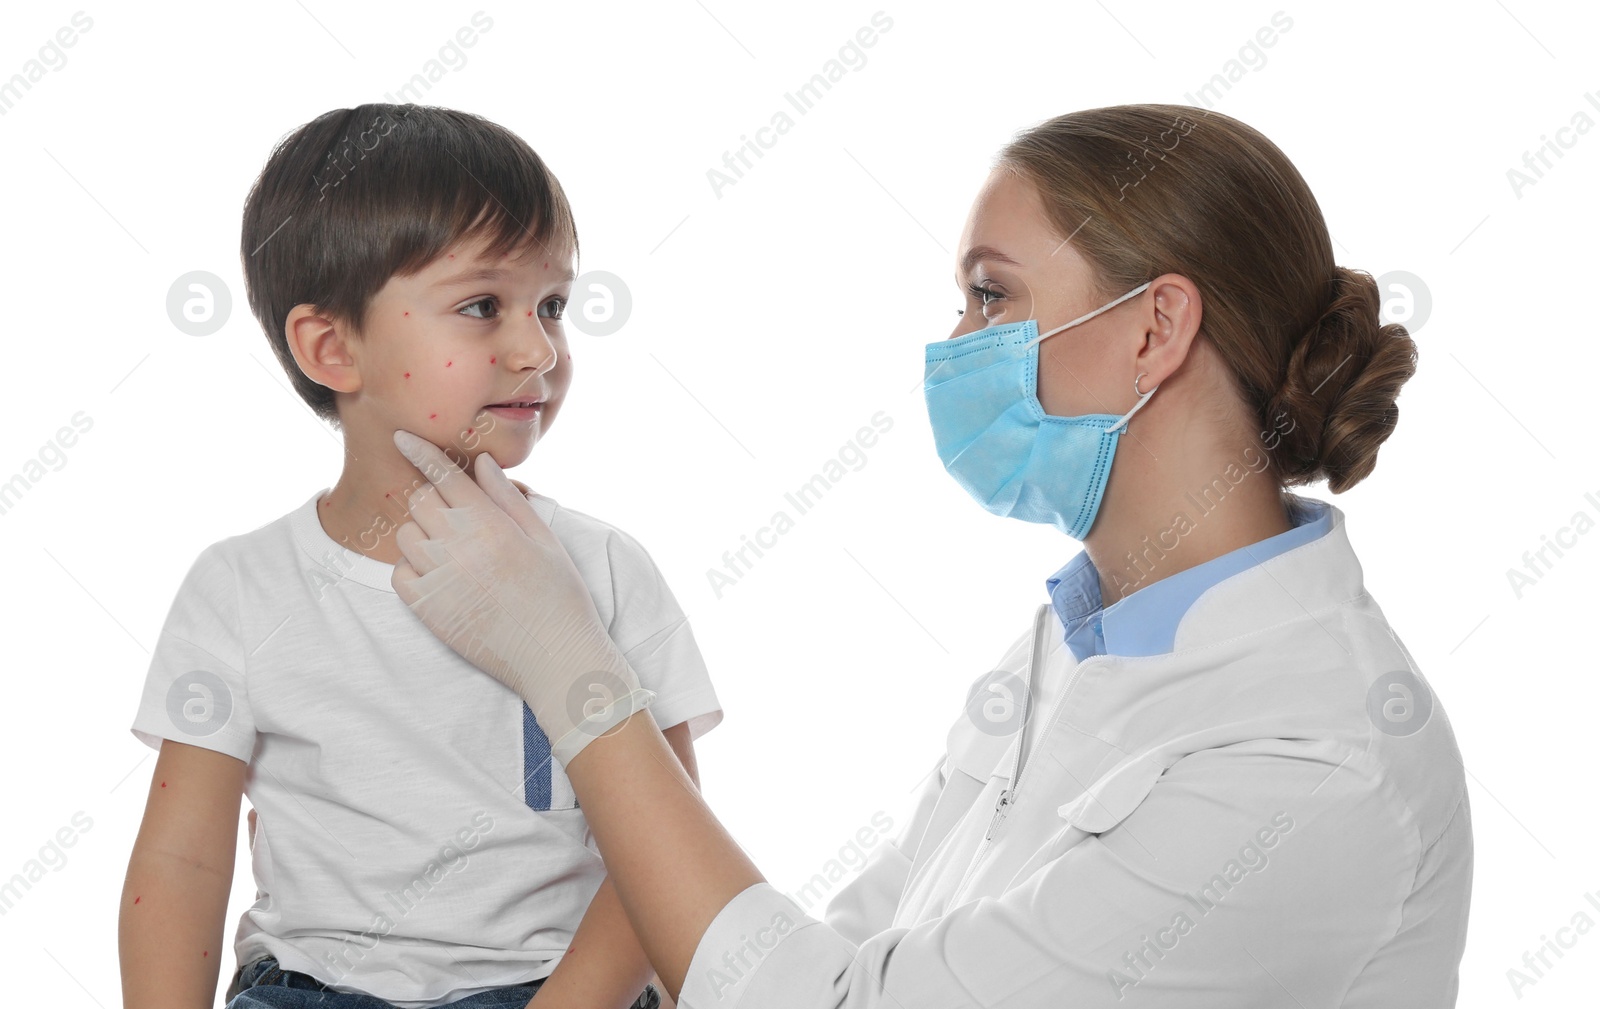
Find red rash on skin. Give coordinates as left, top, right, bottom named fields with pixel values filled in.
left=467, top=428, right=474, bottom=435
left=429, top=413, right=437, bottom=419
left=404, top=372, right=410, bottom=378
left=490, top=356, right=496, bottom=364
left=134, top=897, right=141, bottom=904
left=403, top=312, right=409, bottom=317
left=527, top=310, right=533, bottom=317
left=446, top=361, right=452, bottom=367
left=160, top=782, right=166, bottom=788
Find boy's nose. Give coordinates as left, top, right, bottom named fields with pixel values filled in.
left=506, top=318, right=559, bottom=373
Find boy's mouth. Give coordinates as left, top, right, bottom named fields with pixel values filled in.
left=486, top=399, right=545, bottom=409
left=484, top=398, right=546, bottom=421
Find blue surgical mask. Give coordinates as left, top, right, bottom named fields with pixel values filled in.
left=923, top=282, right=1154, bottom=539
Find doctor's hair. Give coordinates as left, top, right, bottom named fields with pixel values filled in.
left=239, top=103, right=578, bottom=430
left=995, top=104, right=1417, bottom=494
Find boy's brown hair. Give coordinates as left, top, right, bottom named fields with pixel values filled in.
left=240, top=104, right=578, bottom=429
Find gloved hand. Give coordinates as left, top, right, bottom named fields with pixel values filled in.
left=388, top=429, right=654, bottom=764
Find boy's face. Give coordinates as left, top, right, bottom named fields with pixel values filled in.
left=339, top=231, right=575, bottom=470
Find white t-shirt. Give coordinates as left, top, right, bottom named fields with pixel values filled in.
left=129, top=487, right=722, bottom=1008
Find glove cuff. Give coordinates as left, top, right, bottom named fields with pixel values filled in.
left=549, top=686, right=658, bottom=765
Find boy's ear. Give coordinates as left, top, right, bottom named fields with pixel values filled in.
left=285, top=304, right=362, bottom=395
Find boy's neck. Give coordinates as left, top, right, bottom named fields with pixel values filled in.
left=315, top=451, right=535, bottom=567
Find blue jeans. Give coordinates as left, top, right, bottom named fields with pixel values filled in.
left=224, top=955, right=661, bottom=1009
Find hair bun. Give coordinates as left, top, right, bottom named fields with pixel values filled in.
left=1263, top=266, right=1418, bottom=493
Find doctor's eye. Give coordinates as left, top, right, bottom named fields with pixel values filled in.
left=957, top=282, right=1003, bottom=317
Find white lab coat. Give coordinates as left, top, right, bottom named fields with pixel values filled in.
left=678, top=496, right=1471, bottom=1008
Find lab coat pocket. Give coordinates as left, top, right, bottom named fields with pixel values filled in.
left=1056, top=753, right=1168, bottom=833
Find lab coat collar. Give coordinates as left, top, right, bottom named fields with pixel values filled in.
left=1044, top=493, right=1339, bottom=657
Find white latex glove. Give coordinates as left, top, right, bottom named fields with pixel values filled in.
left=388, top=428, right=654, bottom=764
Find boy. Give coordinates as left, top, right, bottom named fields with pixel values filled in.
left=119, top=104, right=721, bottom=1009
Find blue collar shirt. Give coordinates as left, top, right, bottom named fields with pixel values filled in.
left=1045, top=495, right=1336, bottom=661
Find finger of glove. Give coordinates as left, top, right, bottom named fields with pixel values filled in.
left=473, top=452, right=552, bottom=544
left=395, top=518, right=457, bottom=576
left=392, top=556, right=421, bottom=604
left=394, top=429, right=487, bottom=511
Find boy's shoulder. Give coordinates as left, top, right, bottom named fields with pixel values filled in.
left=519, top=487, right=657, bottom=571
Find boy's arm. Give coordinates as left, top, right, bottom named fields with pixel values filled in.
left=119, top=739, right=247, bottom=1009
left=526, top=721, right=700, bottom=1009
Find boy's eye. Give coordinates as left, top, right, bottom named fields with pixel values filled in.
left=459, top=296, right=499, bottom=320
left=458, top=295, right=568, bottom=321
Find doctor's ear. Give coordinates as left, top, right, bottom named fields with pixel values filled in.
left=1138, top=275, right=1204, bottom=378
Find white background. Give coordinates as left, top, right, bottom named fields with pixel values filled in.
left=0, top=1, right=1594, bottom=1005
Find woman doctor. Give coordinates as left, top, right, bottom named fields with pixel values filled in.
left=388, top=104, right=1472, bottom=1007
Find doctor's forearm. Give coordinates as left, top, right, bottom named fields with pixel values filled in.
left=562, top=711, right=763, bottom=999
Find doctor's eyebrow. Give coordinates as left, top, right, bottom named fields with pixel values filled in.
left=959, top=245, right=1023, bottom=276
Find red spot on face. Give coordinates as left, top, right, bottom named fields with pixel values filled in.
left=527, top=310, right=533, bottom=317
left=544, top=262, right=549, bottom=269
left=448, top=254, right=455, bottom=259
left=203, top=951, right=208, bottom=957
left=403, top=311, right=409, bottom=317
left=429, top=413, right=437, bottom=419
left=490, top=356, right=496, bottom=364
left=134, top=896, right=141, bottom=904
left=404, top=372, right=411, bottom=378
left=161, top=781, right=166, bottom=788
left=446, top=361, right=452, bottom=367
left=467, top=428, right=474, bottom=435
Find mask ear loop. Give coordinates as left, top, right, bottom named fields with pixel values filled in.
left=1022, top=281, right=1153, bottom=352
left=1108, top=371, right=1157, bottom=433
